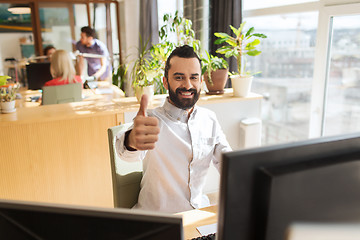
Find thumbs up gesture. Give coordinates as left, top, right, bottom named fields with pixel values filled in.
left=126, top=94, right=160, bottom=150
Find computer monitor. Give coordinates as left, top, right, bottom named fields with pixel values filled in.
left=0, top=199, right=183, bottom=240
left=26, top=62, right=52, bottom=90
left=218, top=132, right=360, bottom=240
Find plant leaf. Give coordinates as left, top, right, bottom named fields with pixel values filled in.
left=0, top=75, right=10, bottom=86
left=238, top=22, right=246, bottom=34
left=245, top=27, right=254, bottom=38
left=214, top=38, right=227, bottom=45
left=225, top=38, right=237, bottom=47
left=230, top=25, right=240, bottom=37
left=214, top=32, right=231, bottom=39
left=247, top=50, right=261, bottom=56
left=253, top=33, right=267, bottom=38
left=216, top=46, right=233, bottom=54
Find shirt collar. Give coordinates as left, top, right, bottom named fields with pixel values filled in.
left=163, top=97, right=198, bottom=123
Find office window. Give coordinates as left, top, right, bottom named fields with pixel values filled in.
left=323, top=15, right=360, bottom=136
left=243, top=0, right=319, bottom=11
left=39, top=3, right=76, bottom=53
left=244, top=12, right=318, bottom=145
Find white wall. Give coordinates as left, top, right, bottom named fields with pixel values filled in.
left=0, top=33, right=31, bottom=75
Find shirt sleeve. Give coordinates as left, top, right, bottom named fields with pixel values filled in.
left=115, top=125, right=147, bottom=162
left=96, top=40, right=108, bottom=56
left=75, top=41, right=82, bottom=51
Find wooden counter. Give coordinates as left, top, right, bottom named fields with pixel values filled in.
left=0, top=88, right=262, bottom=208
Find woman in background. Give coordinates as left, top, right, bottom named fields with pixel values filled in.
left=44, top=50, right=82, bottom=86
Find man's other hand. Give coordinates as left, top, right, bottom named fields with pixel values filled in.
left=127, top=94, right=160, bottom=150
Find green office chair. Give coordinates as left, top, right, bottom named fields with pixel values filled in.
left=42, top=83, right=82, bottom=105
left=108, top=123, right=143, bottom=208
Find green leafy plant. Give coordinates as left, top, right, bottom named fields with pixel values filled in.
left=201, top=51, right=228, bottom=85
left=0, top=75, right=10, bottom=87
left=130, top=38, right=157, bottom=89
left=112, top=62, right=128, bottom=94
left=0, top=76, right=19, bottom=102
left=214, top=22, right=267, bottom=76
left=159, top=11, right=201, bottom=52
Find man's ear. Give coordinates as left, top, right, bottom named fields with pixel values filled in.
left=163, top=77, right=169, bottom=90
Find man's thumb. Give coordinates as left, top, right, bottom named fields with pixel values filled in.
left=137, top=94, right=149, bottom=117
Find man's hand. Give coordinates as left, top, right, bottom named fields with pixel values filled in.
left=126, top=95, right=160, bottom=150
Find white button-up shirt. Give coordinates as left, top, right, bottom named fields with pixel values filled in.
left=115, top=98, right=232, bottom=213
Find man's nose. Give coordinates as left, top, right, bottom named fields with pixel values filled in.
left=182, top=78, right=192, bottom=89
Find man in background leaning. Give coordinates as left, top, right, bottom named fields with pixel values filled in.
left=115, top=45, right=232, bottom=213
left=76, top=26, right=111, bottom=82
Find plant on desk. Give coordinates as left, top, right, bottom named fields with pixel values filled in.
left=0, top=75, right=20, bottom=113
left=201, top=51, right=229, bottom=95
left=214, top=22, right=267, bottom=97
left=131, top=38, right=157, bottom=103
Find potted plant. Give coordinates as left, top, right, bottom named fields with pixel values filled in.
left=112, top=62, right=128, bottom=95
left=214, top=22, right=267, bottom=97
left=202, top=51, right=229, bottom=95
left=130, top=39, right=157, bottom=102
left=0, top=75, right=19, bottom=113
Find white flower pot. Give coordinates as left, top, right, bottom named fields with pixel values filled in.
left=1, top=100, right=16, bottom=113
left=230, top=75, right=253, bottom=97
left=135, top=85, right=154, bottom=103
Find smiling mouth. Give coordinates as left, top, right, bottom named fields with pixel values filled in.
left=179, top=91, right=194, bottom=96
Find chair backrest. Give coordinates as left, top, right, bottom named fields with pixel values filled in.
left=42, top=83, right=82, bottom=105
left=107, top=123, right=143, bottom=208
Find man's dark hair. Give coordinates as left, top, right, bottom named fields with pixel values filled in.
left=43, top=45, right=55, bottom=56
left=164, top=45, right=201, bottom=79
left=81, top=26, right=96, bottom=38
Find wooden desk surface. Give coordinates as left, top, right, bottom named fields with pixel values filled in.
left=177, top=205, right=218, bottom=240
left=0, top=88, right=262, bottom=125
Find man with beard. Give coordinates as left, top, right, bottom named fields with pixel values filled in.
left=115, top=45, right=232, bottom=213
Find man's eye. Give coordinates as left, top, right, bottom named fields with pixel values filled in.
left=191, top=77, right=198, bottom=80
left=175, top=76, right=183, bottom=80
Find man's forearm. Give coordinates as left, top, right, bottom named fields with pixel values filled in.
left=93, top=57, right=107, bottom=79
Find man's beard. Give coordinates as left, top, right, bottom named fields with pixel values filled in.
left=167, top=80, right=200, bottom=110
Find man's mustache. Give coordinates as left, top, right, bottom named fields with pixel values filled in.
left=175, top=88, right=197, bottom=94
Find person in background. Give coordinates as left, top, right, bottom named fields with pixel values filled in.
left=115, top=45, right=232, bottom=213
left=44, top=50, right=82, bottom=86
left=75, top=26, right=111, bottom=82
left=43, top=45, right=56, bottom=61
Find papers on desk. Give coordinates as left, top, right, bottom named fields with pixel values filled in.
left=197, top=223, right=217, bottom=236
left=95, top=88, right=113, bottom=95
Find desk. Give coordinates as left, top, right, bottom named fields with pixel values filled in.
left=178, top=205, right=218, bottom=239
left=0, top=89, right=261, bottom=208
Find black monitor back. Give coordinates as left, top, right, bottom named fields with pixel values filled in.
left=218, top=132, right=360, bottom=240
left=26, top=62, right=52, bottom=90
left=0, top=199, right=183, bottom=240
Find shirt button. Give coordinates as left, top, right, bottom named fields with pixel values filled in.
left=177, top=117, right=180, bottom=120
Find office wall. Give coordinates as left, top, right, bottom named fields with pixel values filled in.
left=0, top=33, right=29, bottom=75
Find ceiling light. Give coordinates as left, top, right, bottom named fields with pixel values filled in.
left=8, top=4, right=31, bottom=15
